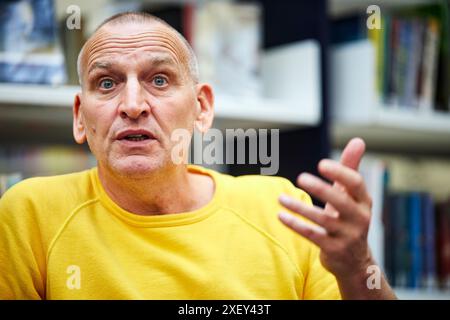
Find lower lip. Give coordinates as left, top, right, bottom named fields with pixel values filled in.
left=116, top=138, right=157, bottom=147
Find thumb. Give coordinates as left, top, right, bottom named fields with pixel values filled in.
left=340, top=137, right=366, bottom=171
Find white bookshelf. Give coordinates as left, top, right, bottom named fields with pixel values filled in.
left=0, top=83, right=319, bottom=130
left=330, top=40, right=450, bottom=154
left=0, top=40, right=321, bottom=132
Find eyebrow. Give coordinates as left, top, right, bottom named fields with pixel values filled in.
left=87, top=54, right=178, bottom=75
left=88, top=61, right=112, bottom=74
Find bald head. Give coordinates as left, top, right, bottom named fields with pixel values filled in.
left=76, top=12, right=199, bottom=86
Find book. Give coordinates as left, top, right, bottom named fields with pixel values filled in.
left=360, top=156, right=387, bottom=268
left=408, top=192, right=423, bottom=288
left=192, top=1, right=262, bottom=98
left=332, top=3, right=447, bottom=111
left=383, top=192, right=397, bottom=285
left=419, top=18, right=440, bottom=111
left=436, top=199, right=450, bottom=289
left=421, top=192, right=437, bottom=289
left=382, top=14, right=392, bottom=103
left=0, top=0, right=67, bottom=85
left=403, top=19, right=423, bottom=108
left=394, top=193, right=410, bottom=288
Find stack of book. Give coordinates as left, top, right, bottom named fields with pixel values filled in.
left=332, top=2, right=450, bottom=112
left=334, top=151, right=450, bottom=291
left=383, top=192, right=450, bottom=290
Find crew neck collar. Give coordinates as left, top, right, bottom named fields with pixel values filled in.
left=90, top=165, right=222, bottom=228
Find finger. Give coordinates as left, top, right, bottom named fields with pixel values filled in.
left=297, top=173, right=364, bottom=221
left=278, top=212, right=328, bottom=248
left=340, top=137, right=366, bottom=171
left=318, top=159, right=371, bottom=204
left=278, top=194, right=339, bottom=233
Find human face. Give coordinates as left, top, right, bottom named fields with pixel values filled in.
left=73, top=23, right=213, bottom=178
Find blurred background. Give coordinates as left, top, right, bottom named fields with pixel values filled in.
left=0, top=0, right=449, bottom=299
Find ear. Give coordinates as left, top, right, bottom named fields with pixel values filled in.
left=194, top=83, right=214, bottom=133
left=73, top=93, right=87, bottom=144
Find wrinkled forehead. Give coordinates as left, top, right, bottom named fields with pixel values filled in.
left=81, top=22, right=190, bottom=78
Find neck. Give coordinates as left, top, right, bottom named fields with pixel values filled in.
left=97, top=164, right=214, bottom=215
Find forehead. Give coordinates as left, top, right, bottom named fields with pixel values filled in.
left=82, top=22, right=190, bottom=76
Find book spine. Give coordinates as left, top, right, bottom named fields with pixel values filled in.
left=396, top=19, right=411, bottom=108
left=421, top=193, right=437, bottom=289
left=404, top=19, right=422, bottom=108
left=436, top=200, right=450, bottom=289
left=382, top=15, right=392, bottom=104
left=395, top=193, right=409, bottom=288
left=383, top=192, right=396, bottom=286
left=420, top=18, right=440, bottom=111
left=408, top=192, right=423, bottom=288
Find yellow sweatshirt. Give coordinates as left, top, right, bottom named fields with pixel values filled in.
left=0, top=165, right=340, bottom=300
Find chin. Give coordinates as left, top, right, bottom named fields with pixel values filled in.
left=112, top=155, right=167, bottom=178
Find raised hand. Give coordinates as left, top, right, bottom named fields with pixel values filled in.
left=278, top=138, right=396, bottom=299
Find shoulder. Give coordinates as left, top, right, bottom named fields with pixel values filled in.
left=215, top=170, right=312, bottom=205
left=0, top=169, right=97, bottom=245
left=210, top=167, right=314, bottom=234
left=1, top=169, right=95, bottom=205
left=209, top=169, right=318, bottom=278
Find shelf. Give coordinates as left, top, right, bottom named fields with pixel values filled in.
left=0, top=83, right=319, bottom=132
left=214, top=93, right=320, bottom=130
left=330, top=40, right=450, bottom=154
left=332, top=108, right=450, bottom=154
left=395, top=288, right=450, bottom=300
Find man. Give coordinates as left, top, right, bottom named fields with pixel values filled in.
left=0, top=12, right=396, bottom=299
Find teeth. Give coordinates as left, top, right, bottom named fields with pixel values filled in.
left=123, top=134, right=149, bottom=141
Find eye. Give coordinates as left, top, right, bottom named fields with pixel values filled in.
left=99, top=78, right=115, bottom=90
left=153, top=75, right=167, bottom=87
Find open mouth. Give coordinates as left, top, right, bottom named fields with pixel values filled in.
left=121, top=134, right=151, bottom=142
left=116, top=129, right=155, bottom=143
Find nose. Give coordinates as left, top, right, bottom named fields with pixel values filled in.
left=118, top=78, right=150, bottom=120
